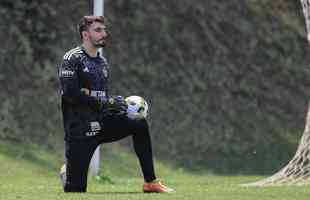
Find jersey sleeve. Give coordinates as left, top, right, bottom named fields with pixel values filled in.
left=58, top=57, right=103, bottom=111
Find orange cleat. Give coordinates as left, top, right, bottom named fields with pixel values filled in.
left=143, top=180, right=175, bottom=193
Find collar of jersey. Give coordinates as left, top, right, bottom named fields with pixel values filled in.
left=80, top=46, right=100, bottom=59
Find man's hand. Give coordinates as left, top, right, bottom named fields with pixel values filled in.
left=81, top=88, right=127, bottom=114
left=81, top=88, right=90, bottom=95
left=106, top=96, right=128, bottom=114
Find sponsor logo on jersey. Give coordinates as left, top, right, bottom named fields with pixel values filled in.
left=60, top=70, right=75, bottom=77
left=90, top=90, right=106, bottom=97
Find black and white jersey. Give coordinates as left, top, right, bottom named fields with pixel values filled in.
left=58, top=46, right=110, bottom=140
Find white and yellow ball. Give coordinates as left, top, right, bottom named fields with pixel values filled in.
left=125, top=96, right=148, bottom=120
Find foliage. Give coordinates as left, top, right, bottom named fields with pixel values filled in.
left=0, top=0, right=309, bottom=173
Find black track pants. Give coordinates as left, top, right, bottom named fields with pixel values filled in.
left=64, top=115, right=156, bottom=192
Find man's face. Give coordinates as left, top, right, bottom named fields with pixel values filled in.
left=84, top=22, right=108, bottom=48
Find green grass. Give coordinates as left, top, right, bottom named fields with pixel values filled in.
left=1, top=141, right=310, bottom=200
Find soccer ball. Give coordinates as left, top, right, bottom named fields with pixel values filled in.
left=125, top=96, right=149, bottom=120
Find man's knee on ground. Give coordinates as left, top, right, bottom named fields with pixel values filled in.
left=64, top=184, right=87, bottom=193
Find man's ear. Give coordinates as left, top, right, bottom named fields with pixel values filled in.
left=82, top=31, right=89, bottom=40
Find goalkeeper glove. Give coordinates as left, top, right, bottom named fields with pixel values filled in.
left=104, top=95, right=128, bottom=115
left=81, top=88, right=127, bottom=114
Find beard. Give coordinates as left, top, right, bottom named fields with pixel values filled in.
left=93, top=41, right=105, bottom=48
left=91, top=38, right=106, bottom=48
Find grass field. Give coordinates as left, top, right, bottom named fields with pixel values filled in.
left=1, top=141, right=310, bottom=200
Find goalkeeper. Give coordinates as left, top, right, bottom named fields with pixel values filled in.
left=58, top=16, right=174, bottom=193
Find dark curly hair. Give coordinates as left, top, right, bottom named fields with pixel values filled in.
left=77, top=16, right=105, bottom=40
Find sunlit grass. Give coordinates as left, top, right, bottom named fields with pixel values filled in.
left=1, top=141, right=310, bottom=200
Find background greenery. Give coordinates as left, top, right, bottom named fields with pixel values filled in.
left=0, top=0, right=309, bottom=174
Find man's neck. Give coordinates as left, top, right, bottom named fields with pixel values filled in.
left=82, top=43, right=98, bottom=58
